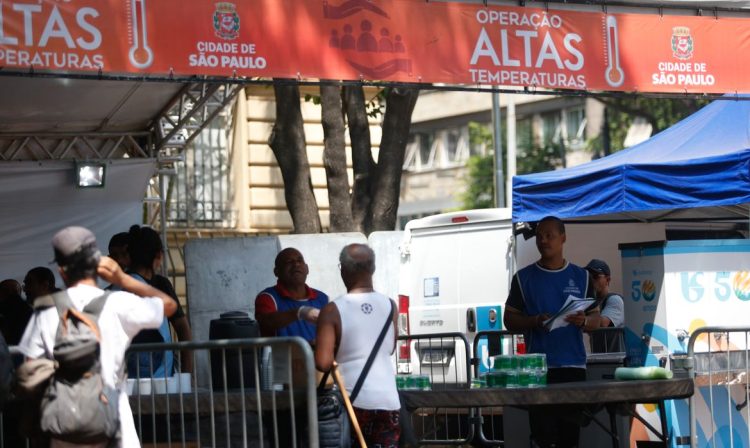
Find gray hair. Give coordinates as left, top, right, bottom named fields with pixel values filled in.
left=339, top=243, right=375, bottom=275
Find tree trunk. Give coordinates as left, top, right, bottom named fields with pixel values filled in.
left=369, top=87, right=419, bottom=232
left=268, top=81, right=322, bottom=233
left=343, top=85, right=374, bottom=233
left=320, top=84, right=354, bottom=232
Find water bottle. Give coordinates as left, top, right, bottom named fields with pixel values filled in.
left=261, top=346, right=273, bottom=390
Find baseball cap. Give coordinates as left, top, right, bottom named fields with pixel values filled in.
left=51, top=226, right=100, bottom=265
left=585, top=259, right=610, bottom=276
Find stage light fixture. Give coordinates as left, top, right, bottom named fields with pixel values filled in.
left=76, top=162, right=106, bottom=188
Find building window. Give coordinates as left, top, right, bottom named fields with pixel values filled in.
left=541, top=112, right=562, bottom=145
left=564, top=107, right=586, bottom=149
left=168, top=111, right=236, bottom=228
left=404, top=132, right=436, bottom=170
left=516, top=117, right=533, bottom=152
left=406, top=125, right=474, bottom=171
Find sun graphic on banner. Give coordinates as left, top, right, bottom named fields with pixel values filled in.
left=642, top=280, right=656, bottom=301
left=732, top=271, right=750, bottom=301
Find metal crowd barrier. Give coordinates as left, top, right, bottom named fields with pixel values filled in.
left=472, top=330, right=526, bottom=446
left=687, top=326, right=750, bottom=448
left=3, top=337, right=318, bottom=448
left=397, top=332, right=473, bottom=446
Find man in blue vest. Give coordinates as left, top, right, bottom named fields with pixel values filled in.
left=504, top=216, right=599, bottom=448
left=254, top=247, right=329, bottom=343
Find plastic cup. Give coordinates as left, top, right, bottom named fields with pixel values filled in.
left=471, top=378, right=486, bottom=389
left=488, top=371, right=506, bottom=388
left=518, top=370, right=534, bottom=388
left=535, top=370, right=547, bottom=386
left=396, top=375, right=407, bottom=390
left=493, top=355, right=512, bottom=371
left=505, top=370, right=520, bottom=389
left=416, top=374, right=431, bottom=390
left=406, top=375, right=419, bottom=390
left=510, top=355, right=520, bottom=370
left=517, top=354, right=532, bottom=370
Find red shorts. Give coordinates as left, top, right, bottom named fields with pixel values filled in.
left=352, top=407, right=400, bottom=448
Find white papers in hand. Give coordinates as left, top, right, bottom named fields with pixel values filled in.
left=542, top=295, right=596, bottom=332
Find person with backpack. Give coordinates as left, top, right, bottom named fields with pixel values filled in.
left=585, top=259, right=625, bottom=353
left=18, top=226, right=177, bottom=447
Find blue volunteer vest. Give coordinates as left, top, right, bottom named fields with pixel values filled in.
left=261, top=285, right=328, bottom=342
left=517, top=263, right=589, bottom=368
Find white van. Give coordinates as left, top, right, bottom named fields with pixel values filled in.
left=396, top=208, right=519, bottom=383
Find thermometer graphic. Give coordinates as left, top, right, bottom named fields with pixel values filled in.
left=604, top=15, right=624, bottom=87
left=129, top=0, right=154, bottom=69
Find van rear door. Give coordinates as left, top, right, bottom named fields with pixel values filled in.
left=400, top=209, right=515, bottom=382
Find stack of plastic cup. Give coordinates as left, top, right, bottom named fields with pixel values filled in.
left=518, top=354, right=534, bottom=387
left=488, top=353, right=547, bottom=388
left=395, top=375, right=407, bottom=390
left=529, top=353, right=547, bottom=387
left=398, top=374, right=432, bottom=390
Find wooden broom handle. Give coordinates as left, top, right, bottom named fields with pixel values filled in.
left=331, top=363, right=367, bottom=448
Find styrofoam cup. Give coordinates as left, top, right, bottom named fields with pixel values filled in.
left=152, top=378, right=168, bottom=394
left=138, top=378, right=151, bottom=395
left=126, top=379, right=136, bottom=396
left=179, top=373, right=192, bottom=393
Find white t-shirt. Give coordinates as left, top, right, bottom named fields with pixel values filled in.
left=334, top=291, right=400, bottom=411
left=601, top=293, right=625, bottom=327
left=19, top=284, right=165, bottom=448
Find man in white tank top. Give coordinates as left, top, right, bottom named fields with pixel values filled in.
left=315, top=243, right=400, bottom=448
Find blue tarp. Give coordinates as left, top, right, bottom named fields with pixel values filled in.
left=512, top=98, right=750, bottom=223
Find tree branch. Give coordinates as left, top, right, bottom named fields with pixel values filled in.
left=268, top=81, right=321, bottom=233
left=369, top=87, right=419, bottom=233
left=343, top=85, right=375, bottom=233
left=320, top=84, right=354, bottom=232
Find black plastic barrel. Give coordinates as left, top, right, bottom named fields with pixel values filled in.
left=209, top=311, right=260, bottom=390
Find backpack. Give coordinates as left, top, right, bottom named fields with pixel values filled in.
left=31, top=291, right=120, bottom=443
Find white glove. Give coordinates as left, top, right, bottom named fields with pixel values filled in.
left=297, top=306, right=320, bottom=323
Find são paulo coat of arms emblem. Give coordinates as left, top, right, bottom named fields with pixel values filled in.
left=214, top=2, right=240, bottom=40
left=671, top=26, right=693, bottom=60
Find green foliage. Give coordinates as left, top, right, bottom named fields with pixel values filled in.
left=461, top=154, right=495, bottom=210
left=366, top=89, right=386, bottom=118
left=589, top=97, right=710, bottom=156
left=516, top=141, right=564, bottom=174
left=306, top=88, right=386, bottom=118
left=303, top=93, right=321, bottom=105
left=460, top=122, right=501, bottom=210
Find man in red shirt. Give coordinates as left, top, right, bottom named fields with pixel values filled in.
left=254, top=247, right=329, bottom=342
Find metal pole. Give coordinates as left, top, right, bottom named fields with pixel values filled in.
left=506, top=95, right=517, bottom=209
left=159, top=172, right=168, bottom=275
left=492, top=92, right=505, bottom=208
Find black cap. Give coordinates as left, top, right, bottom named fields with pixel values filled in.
left=51, top=226, right=100, bottom=265
left=585, top=259, right=610, bottom=276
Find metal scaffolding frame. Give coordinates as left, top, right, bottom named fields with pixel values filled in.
left=0, top=132, right=153, bottom=161
left=154, top=81, right=245, bottom=152
left=0, top=78, right=245, bottom=275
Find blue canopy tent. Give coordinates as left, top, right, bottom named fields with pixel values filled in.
left=512, top=98, right=750, bottom=223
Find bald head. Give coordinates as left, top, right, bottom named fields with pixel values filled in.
left=273, top=247, right=309, bottom=289
left=339, top=244, right=375, bottom=291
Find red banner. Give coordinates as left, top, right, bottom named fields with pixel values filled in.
left=0, top=0, right=748, bottom=94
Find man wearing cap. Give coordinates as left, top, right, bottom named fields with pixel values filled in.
left=503, top=216, right=599, bottom=448
left=585, top=259, right=625, bottom=353
left=254, top=247, right=329, bottom=343
left=19, top=226, right=177, bottom=447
